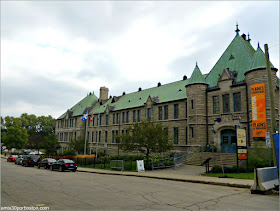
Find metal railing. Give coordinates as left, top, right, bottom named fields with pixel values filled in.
left=110, top=160, right=124, bottom=171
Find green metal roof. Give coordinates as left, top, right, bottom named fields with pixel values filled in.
left=90, top=79, right=189, bottom=114
left=186, top=64, right=207, bottom=86
left=206, top=34, right=256, bottom=87
left=57, top=93, right=98, bottom=119
left=248, top=44, right=274, bottom=71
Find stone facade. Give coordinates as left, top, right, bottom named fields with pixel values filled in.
left=55, top=29, right=279, bottom=155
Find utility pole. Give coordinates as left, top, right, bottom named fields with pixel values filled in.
left=264, top=44, right=277, bottom=167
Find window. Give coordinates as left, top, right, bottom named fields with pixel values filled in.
left=147, top=108, right=151, bottom=120
left=122, top=112, right=125, bottom=123
left=133, top=110, right=136, bottom=122
left=174, top=128, right=179, bottom=144
left=92, top=117, right=95, bottom=126
left=158, top=106, right=162, bottom=120
left=99, top=131, right=101, bottom=143
left=174, top=104, right=179, bottom=119
left=191, top=100, right=194, bottom=109
left=185, top=101, right=188, bottom=118
left=137, top=110, right=141, bottom=122
left=191, top=127, right=194, bottom=138
left=233, top=92, right=241, bottom=112
left=91, top=131, right=94, bottom=142
left=99, top=115, right=102, bottom=125
left=223, top=94, right=230, bottom=113
left=74, top=132, right=76, bottom=140
left=213, top=96, right=220, bottom=114
left=164, top=128, right=168, bottom=140
left=96, top=131, right=98, bottom=142
left=112, top=131, right=115, bottom=143
left=106, top=115, right=109, bottom=125
left=116, top=113, right=119, bottom=124
left=105, top=131, right=107, bottom=143
left=75, top=118, right=77, bottom=127
left=186, top=127, right=188, bottom=145
left=164, top=105, right=168, bottom=120
left=113, top=114, right=115, bottom=124
left=126, top=111, right=129, bottom=123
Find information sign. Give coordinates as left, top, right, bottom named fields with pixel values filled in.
left=237, top=128, right=247, bottom=147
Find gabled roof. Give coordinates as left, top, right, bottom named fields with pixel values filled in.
left=248, top=44, right=274, bottom=71
left=57, top=93, right=98, bottom=119
left=90, top=79, right=189, bottom=114
left=186, top=64, right=207, bottom=86
left=206, top=34, right=256, bottom=87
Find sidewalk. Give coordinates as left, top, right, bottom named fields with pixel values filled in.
left=1, top=155, right=253, bottom=189
left=77, top=165, right=253, bottom=189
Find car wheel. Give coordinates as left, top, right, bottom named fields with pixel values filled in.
left=25, top=163, right=28, bottom=167
left=59, top=166, right=63, bottom=172
left=37, top=164, right=40, bottom=169
left=50, top=165, right=53, bottom=171
left=15, top=162, right=17, bottom=164
left=44, top=165, right=48, bottom=169
left=21, top=162, right=24, bottom=166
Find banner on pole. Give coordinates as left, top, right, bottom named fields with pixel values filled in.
left=251, top=83, right=267, bottom=137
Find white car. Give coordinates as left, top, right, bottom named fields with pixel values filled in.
left=29, top=151, right=44, bottom=155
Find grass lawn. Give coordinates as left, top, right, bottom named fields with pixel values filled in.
left=201, top=172, right=254, bottom=180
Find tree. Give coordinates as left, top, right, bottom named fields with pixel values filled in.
left=1, top=126, right=28, bottom=149
left=27, top=134, right=45, bottom=153
left=118, top=120, right=173, bottom=163
left=41, top=134, right=60, bottom=155
left=68, top=136, right=88, bottom=155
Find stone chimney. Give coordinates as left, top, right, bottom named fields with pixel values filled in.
left=99, top=86, right=109, bottom=102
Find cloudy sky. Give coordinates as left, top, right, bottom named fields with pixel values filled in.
left=1, top=1, right=279, bottom=119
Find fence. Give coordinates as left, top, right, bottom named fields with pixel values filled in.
left=110, top=160, right=124, bottom=171
left=173, top=152, right=188, bottom=168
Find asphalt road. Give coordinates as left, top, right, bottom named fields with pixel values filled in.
left=1, top=159, right=279, bottom=210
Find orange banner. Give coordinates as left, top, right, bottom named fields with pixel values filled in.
left=238, top=154, right=247, bottom=160
left=251, top=83, right=267, bottom=137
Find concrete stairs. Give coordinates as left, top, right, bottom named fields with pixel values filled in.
left=183, top=152, right=237, bottom=167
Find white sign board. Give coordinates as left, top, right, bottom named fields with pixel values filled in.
left=136, top=160, right=145, bottom=172
left=265, top=132, right=271, bottom=148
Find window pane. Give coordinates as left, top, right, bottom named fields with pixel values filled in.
left=233, top=92, right=241, bottom=112
left=174, top=128, right=179, bottom=144
left=213, top=96, right=220, bottom=114
left=174, top=104, right=179, bottom=119
left=223, top=94, right=230, bottom=113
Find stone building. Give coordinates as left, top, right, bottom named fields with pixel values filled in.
left=56, top=26, right=279, bottom=155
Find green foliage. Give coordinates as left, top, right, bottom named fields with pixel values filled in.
left=118, top=120, right=173, bottom=163
left=41, top=134, right=60, bottom=155
left=68, top=136, right=88, bottom=154
left=26, top=133, right=45, bottom=151
left=57, top=149, right=76, bottom=156
left=1, top=125, right=28, bottom=149
left=248, top=142, right=271, bottom=168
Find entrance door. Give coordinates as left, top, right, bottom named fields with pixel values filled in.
left=221, top=129, right=237, bottom=153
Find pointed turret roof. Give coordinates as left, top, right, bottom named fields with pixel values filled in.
left=186, top=63, right=207, bottom=86
left=248, top=43, right=274, bottom=71
left=205, top=32, right=256, bottom=87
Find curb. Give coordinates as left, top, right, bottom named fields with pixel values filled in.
left=77, top=169, right=251, bottom=189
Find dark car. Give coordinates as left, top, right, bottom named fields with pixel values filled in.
left=37, top=158, right=57, bottom=169
left=15, top=155, right=28, bottom=165
left=50, top=159, right=77, bottom=172
left=21, top=155, right=41, bottom=167
left=7, top=155, right=18, bottom=162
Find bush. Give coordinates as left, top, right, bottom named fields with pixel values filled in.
left=58, top=149, right=76, bottom=156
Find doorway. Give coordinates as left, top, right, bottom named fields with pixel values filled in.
left=221, top=129, right=237, bottom=153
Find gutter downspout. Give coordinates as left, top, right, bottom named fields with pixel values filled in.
left=245, top=83, right=251, bottom=147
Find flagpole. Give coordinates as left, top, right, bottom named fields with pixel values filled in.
left=84, top=111, right=88, bottom=155
left=96, top=104, right=100, bottom=160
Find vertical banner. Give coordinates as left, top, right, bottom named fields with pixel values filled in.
left=251, top=83, right=267, bottom=137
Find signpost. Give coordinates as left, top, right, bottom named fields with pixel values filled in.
left=265, top=132, right=271, bottom=166
left=236, top=128, right=248, bottom=172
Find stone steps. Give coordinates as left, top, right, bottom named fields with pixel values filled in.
left=183, top=152, right=237, bottom=167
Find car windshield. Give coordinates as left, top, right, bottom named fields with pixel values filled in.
left=63, top=159, right=75, bottom=163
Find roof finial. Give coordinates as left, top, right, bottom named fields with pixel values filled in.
left=257, top=42, right=260, bottom=48
left=247, top=33, right=251, bottom=43
left=196, top=61, right=198, bottom=67
left=235, top=22, right=240, bottom=34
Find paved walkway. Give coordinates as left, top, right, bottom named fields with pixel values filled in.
left=1, top=155, right=254, bottom=189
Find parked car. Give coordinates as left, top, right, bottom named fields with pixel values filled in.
left=15, top=155, right=28, bottom=165
left=7, top=155, right=18, bottom=162
left=50, top=159, right=78, bottom=172
left=21, top=155, right=41, bottom=167
left=37, top=158, right=57, bottom=169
